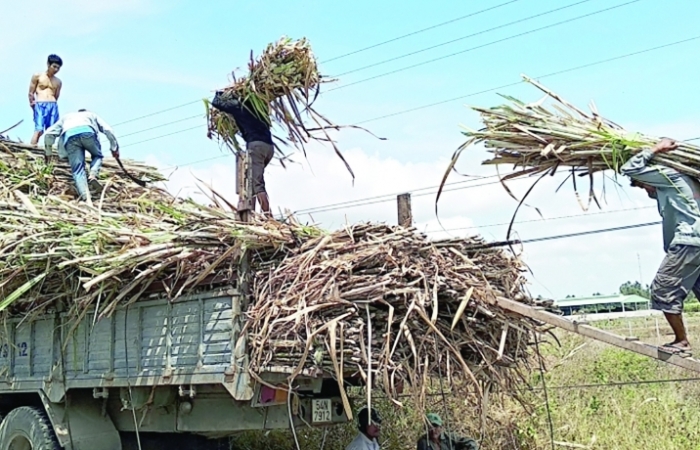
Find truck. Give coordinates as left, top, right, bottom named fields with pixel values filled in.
left=0, top=287, right=350, bottom=450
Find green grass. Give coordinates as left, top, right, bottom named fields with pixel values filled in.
left=524, top=332, right=700, bottom=450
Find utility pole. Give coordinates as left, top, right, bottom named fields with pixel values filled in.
left=637, top=253, right=643, bottom=284
left=397, top=193, right=412, bottom=227
left=231, top=150, right=253, bottom=396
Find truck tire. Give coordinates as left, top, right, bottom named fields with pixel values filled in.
left=0, top=406, right=59, bottom=450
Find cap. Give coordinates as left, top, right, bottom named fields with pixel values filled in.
left=426, top=413, right=443, bottom=427
left=358, top=407, right=382, bottom=429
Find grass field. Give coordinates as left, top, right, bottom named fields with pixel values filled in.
left=229, top=314, right=700, bottom=449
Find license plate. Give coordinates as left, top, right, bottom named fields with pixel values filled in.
left=312, top=399, right=332, bottom=423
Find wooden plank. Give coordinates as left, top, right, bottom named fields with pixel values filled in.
left=489, top=296, right=700, bottom=374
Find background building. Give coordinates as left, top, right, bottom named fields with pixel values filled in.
left=555, top=294, right=650, bottom=316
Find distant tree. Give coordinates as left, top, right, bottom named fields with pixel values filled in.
left=619, top=281, right=650, bottom=299
left=618, top=280, right=700, bottom=302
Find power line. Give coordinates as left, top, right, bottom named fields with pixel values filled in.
left=500, top=220, right=661, bottom=247
left=114, top=35, right=700, bottom=169
left=532, top=376, right=700, bottom=391
left=327, top=0, right=642, bottom=92
left=108, top=1, right=521, bottom=129
left=354, top=374, right=700, bottom=400
left=423, top=205, right=656, bottom=233
left=321, top=0, right=523, bottom=64
left=295, top=177, right=512, bottom=215
left=112, top=100, right=202, bottom=127
left=160, top=153, right=233, bottom=171
left=105, top=0, right=636, bottom=129
left=119, top=114, right=202, bottom=138
left=120, top=125, right=204, bottom=148
left=334, top=0, right=596, bottom=78
left=294, top=174, right=501, bottom=214
left=355, top=34, right=700, bottom=125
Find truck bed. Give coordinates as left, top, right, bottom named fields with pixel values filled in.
left=0, top=288, right=250, bottom=400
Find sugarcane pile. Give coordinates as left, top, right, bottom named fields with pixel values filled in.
left=206, top=36, right=380, bottom=178
left=247, top=223, right=539, bottom=407
left=0, top=139, right=167, bottom=207
left=442, top=74, right=700, bottom=205
left=1, top=137, right=541, bottom=406
left=0, top=138, right=315, bottom=318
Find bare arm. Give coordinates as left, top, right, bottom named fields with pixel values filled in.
left=28, top=74, right=39, bottom=106
left=54, top=77, right=62, bottom=101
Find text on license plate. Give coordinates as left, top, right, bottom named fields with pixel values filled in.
left=312, top=399, right=332, bottom=423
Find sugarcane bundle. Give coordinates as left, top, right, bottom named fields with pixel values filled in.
left=206, top=36, right=381, bottom=178
left=206, top=37, right=321, bottom=146
left=248, top=223, right=541, bottom=410
left=439, top=75, right=700, bottom=207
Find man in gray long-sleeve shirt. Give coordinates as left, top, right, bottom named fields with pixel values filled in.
left=620, top=138, right=700, bottom=356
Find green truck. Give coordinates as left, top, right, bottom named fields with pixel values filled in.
left=0, top=288, right=349, bottom=449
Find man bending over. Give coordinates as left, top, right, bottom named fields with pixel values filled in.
left=44, top=109, right=119, bottom=207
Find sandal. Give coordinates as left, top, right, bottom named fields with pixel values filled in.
left=659, top=343, right=693, bottom=358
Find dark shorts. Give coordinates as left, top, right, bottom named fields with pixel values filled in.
left=650, top=244, right=700, bottom=314
left=249, top=141, right=274, bottom=194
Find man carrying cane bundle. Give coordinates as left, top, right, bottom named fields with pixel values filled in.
left=211, top=91, right=274, bottom=216
left=44, top=109, right=120, bottom=207
left=621, top=138, right=700, bottom=357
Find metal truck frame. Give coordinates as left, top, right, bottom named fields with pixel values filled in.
left=0, top=287, right=349, bottom=450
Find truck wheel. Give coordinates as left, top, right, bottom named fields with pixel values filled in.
left=0, top=407, right=59, bottom=450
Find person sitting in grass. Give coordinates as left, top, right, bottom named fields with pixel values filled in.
left=43, top=109, right=119, bottom=207
left=621, top=137, right=700, bottom=357
left=417, top=413, right=478, bottom=450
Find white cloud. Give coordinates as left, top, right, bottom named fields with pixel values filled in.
left=0, top=0, right=161, bottom=53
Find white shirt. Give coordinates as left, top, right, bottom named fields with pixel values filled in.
left=346, top=432, right=380, bottom=450
left=44, top=111, right=118, bottom=158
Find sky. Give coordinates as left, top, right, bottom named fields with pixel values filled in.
left=1, top=0, right=699, bottom=299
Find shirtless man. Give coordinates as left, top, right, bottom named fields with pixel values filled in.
left=29, top=54, right=63, bottom=145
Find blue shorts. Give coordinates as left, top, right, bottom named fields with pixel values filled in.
left=33, top=102, right=59, bottom=132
